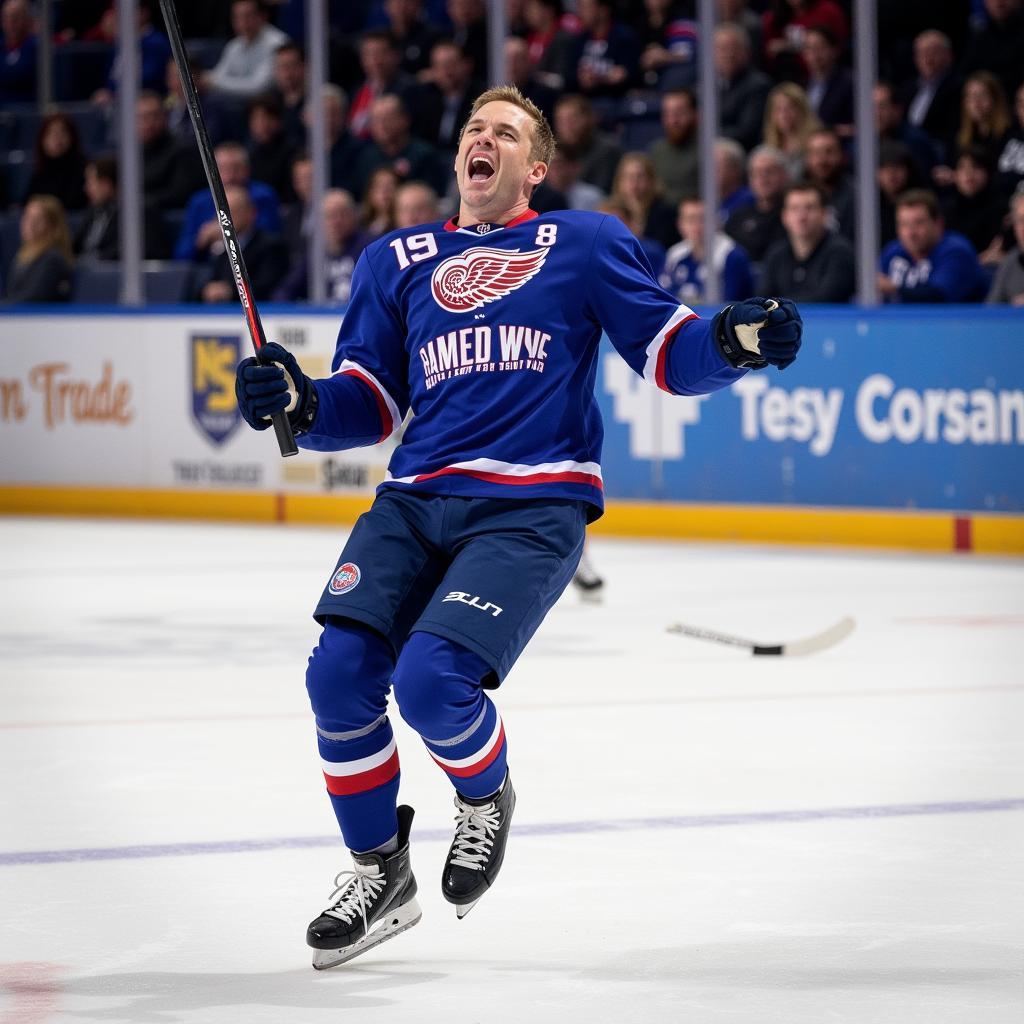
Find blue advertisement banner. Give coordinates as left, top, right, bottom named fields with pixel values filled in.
left=596, top=306, right=1024, bottom=512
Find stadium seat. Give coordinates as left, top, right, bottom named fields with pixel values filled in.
left=71, top=260, right=122, bottom=303
left=54, top=42, right=114, bottom=102
left=64, top=103, right=113, bottom=155
left=2, top=155, right=33, bottom=207
left=143, top=261, right=192, bottom=303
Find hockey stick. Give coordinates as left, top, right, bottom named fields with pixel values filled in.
left=158, top=0, right=297, bottom=457
left=666, top=616, right=855, bottom=657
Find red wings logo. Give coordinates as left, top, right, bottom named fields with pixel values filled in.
left=430, top=246, right=549, bottom=313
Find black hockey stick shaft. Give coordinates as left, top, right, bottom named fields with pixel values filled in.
left=158, top=0, right=297, bottom=457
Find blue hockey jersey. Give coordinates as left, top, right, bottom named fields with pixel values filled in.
left=299, top=209, right=746, bottom=516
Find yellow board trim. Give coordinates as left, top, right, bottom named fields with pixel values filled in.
left=1, top=485, right=1022, bottom=555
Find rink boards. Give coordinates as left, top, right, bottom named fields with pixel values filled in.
left=0, top=304, right=1021, bottom=554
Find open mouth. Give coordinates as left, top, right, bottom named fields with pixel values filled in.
left=468, top=154, right=495, bottom=182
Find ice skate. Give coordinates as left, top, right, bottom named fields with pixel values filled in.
left=571, top=550, right=604, bottom=603
left=442, top=773, right=516, bottom=919
left=307, top=804, right=421, bottom=969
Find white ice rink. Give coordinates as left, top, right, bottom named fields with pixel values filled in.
left=1, top=517, right=1022, bottom=1023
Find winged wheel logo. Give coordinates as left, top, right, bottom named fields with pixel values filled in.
left=430, top=246, right=549, bottom=313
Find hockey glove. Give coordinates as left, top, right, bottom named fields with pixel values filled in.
left=235, top=341, right=319, bottom=434
left=713, top=297, right=803, bottom=370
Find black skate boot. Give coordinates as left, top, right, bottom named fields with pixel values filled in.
left=442, top=773, right=516, bottom=920
left=306, top=804, right=422, bottom=969
left=571, top=551, right=604, bottom=603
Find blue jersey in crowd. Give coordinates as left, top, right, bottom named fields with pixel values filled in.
left=660, top=233, right=755, bottom=303
left=879, top=230, right=988, bottom=302
left=299, top=209, right=747, bottom=517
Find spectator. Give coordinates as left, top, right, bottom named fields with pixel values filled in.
left=553, top=93, right=622, bottom=194
left=503, top=35, right=558, bottom=121
left=417, top=40, right=483, bottom=154
left=347, top=30, right=418, bottom=140
left=164, top=56, right=230, bottom=147
left=273, top=189, right=370, bottom=303
left=609, top=152, right=678, bottom=250
left=940, top=147, right=1007, bottom=261
left=761, top=0, right=848, bottom=82
left=804, top=127, right=854, bottom=239
left=716, top=137, right=754, bottom=220
left=522, top=0, right=576, bottom=91
left=174, top=142, right=281, bottom=261
left=194, top=183, right=287, bottom=303
left=204, top=0, right=289, bottom=101
left=961, top=0, right=1024, bottom=100
left=272, top=41, right=307, bottom=147
left=361, top=165, right=400, bottom=237
left=879, top=188, right=987, bottom=302
left=875, top=80, right=941, bottom=180
left=597, top=197, right=666, bottom=276
left=648, top=88, right=699, bottom=208
left=0, top=0, right=36, bottom=102
left=877, top=141, right=924, bottom=247
left=2, top=195, right=72, bottom=304
left=91, top=1, right=171, bottom=103
left=762, top=83, right=821, bottom=181
left=23, top=113, right=87, bottom=212
left=724, top=144, right=790, bottom=263
left=986, top=189, right=1024, bottom=303
left=306, top=85, right=365, bottom=196
left=761, top=183, right=855, bottom=302
left=533, top=150, right=604, bottom=211
left=633, top=0, right=699, bottom=91
left=717, top=0, right=762, bottom=61
left=353, top=94, right=446, bottom=196
left=384, top=0, right=442, bottom=75
left=661, top=196, right=755, bottom=303
left=247, top=93, right=298, bottom=201
left=802, top=26, right=853, bottom=135
left=952, top=72, right=1012, bottom=168
left=900, top=31, right=960, bottom=150
left=281, top=152, right=311, bottom=263
left=139, top=90, right=206, bottom=211
left=446, top=0, right=488, bottom=80
left=394, top=179, right=441, bottom=228
left=715, top=23, right=771, bottom=152
left=569, top=0, right=640, bottom=98
left=996, top=83, right=1024, bottom=196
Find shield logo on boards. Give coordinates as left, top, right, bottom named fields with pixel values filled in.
left=329, top=562, right=361, bottom=595
left=430, top=245, right=548, bottom=313
left=190, top=334, right=242, bottom=446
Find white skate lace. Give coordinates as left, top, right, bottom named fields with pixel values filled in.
left=322, top=862, right=386, bottom=932
left=449, top=798, right=500, bottom=871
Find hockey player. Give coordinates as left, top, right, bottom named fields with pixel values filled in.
left=234, top=86, right=802, bottom=968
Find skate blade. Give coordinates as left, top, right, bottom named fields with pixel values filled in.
left=311, top=898, right=422, bottom=970
left=455, top=898, right=480, bottom=920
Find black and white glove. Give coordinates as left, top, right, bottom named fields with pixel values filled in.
left=235, top=341, right=318, bottom=434
left=713, top=297, right=803, bottom=370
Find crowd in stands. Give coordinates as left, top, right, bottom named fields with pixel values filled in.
left=2, top=0, right=1024, bottom=307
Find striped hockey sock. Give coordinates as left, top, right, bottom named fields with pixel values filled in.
left=421, top=697, right=507, bottom=799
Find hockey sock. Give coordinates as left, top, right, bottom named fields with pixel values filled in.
left=307, top=620, right=402, bottom=853
left=393, top=632, right=508, bottom=800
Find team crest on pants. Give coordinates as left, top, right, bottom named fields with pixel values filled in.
left=329, top=562, right=361, bottom=595
left=431, top=246, right=548, bottom=313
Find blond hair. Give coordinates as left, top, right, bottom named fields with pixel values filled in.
left=17, top=194, right=73, bottom=268
left=461, top=85, right=556, bottom=165
left=763, top=82, right=821, bottom=154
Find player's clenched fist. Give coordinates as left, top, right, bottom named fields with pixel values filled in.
left=235, top=341, right=318, bottom=433
left=713, top=297, right=802, bottom=370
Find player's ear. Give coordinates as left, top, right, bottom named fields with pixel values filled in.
left=527, top=160, right=547, bottom=188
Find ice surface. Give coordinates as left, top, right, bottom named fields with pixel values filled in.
left=1, top=518, right=1022, bottom=1023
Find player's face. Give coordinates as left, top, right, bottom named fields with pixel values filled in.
left=456, top=101, right=547, bottom=219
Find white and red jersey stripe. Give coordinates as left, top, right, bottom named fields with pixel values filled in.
left=428, top=714, right=506, bottom=779
left=385, top=457, right=603, bottom=491
left=643, top=304, right=698, bottom=393
left=334, top=359, right=403, bottom=443
left=321, top=736, right=400, bottom=796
